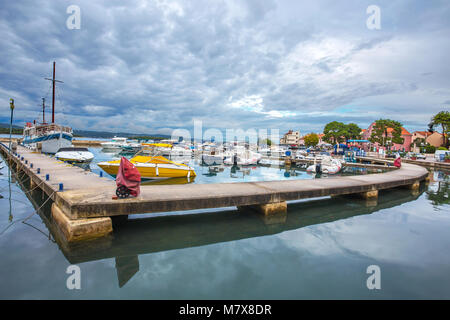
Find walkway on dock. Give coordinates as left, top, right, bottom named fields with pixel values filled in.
left=0, top=143, right=429, bottom=242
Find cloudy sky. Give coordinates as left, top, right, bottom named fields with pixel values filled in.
left=0, top=0, right=449, bottom=136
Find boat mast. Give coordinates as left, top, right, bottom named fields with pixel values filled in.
left=52, top=62, right=55, bottom=123
left=42, top=98, right=45, bottom=123
left=44, top=61, right=63, bottom=124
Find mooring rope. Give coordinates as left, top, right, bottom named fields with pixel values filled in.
left=22, top=191, right=55, bottom=223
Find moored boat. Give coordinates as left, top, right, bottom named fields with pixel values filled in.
left=97, top=155, right=196, bottom=180
left=55, top=147, right=94, bottom=163
left=306, top=156, right=342, bottom=174
left=22, top=62, right=73, bottom=154
left=101, top=137, right=128, bottom=151
left=224, top=147, right=262, bottom=166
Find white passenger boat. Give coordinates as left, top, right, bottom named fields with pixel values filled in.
left=23, top=123, right=73, bottom=154
left=55, top=147, right=94, bottom=163
left=22, top=62, right=73, bottom=154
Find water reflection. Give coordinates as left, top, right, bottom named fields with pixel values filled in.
left=426, top=170, right=450, bottom=207
left=14, top=165, right=427, bottom=288
left=84, top=147, right=388, bottom=185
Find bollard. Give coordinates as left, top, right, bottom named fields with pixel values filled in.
left=59, top=183, right=64, bottom=191
left=46, top=174, right=49, bottom=181
left=37, top=168, right=40, bottom=174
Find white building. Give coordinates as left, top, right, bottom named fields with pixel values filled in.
left=280, top=130, right=301, bottom=145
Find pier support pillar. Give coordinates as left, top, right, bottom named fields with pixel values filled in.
left=404, top=181, right=420, bottom=190
left=30, top=179, right=36, bottom=190
left=238, top=201, right=287, bottom=216
left=335, top=190, right=379, bottom=206
left=238, top=201, right=287, bottom=225
left=51, top=204, right=113, bottom=242
left=357, top=190, right=378, bottom=199
left=425, top=172, right=433, bottom=184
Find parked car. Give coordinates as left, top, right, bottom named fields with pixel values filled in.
left=416, top=153, right=426, bottom=160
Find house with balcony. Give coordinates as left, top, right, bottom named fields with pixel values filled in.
left=280, top=130, right=301, bottom=145
left=361, top=122, right=413, bottom=152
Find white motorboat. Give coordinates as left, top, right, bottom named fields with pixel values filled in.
left=55, top=147, right=94, bottom=164
left=170, top=146, right=192, bottom=157
left=202, top=148, right=232, bottom=165
left=101, top=137, right=128, bottom=151
left=120, top=140, right=142, bottom=153
left=307, top=156, right=343, bottom=174
left=270, top=146, right=288, bottom=158
left=224, top=147, right=262, bottom=166
left=259, top=158, right=284, bottom=167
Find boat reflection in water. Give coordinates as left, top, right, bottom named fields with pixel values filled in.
left=18, top=168, right=427, bottom=288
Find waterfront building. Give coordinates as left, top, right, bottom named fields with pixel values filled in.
left=362, top=122, right=413, bottom=152
left=425, top=131, right=445, bottom=147
left=280, top=130, right=301, bottom=145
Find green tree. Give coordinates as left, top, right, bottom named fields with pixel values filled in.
left=304, top=133, right=319, bottom=147
left=426, top=177, right=449, bottom=207
left=410, top=137, right=427, bottom=152
left=369, top=119, right=404, bottom=149
left=429, top=111, right=450, bottom=147
left=323, top=121, right=346, bottom=145
left=343, top=123, right=362, bottom=142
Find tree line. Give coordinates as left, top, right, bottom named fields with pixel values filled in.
left=302, top=110, right=449, bottom=149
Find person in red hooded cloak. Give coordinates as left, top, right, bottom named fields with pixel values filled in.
left=116, top=157, right=141, bottom=197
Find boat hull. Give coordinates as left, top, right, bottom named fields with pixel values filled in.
left=23, top=132, right=73, bottom=154
left=97, top=160, right=196, bottom=180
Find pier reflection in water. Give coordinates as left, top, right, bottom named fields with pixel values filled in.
left=2, top=151, right=450, bottom=298
left=20, top=170, right=428, bottom=288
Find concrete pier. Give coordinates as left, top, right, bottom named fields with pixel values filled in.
left=0, top=143, right=429, bottom=242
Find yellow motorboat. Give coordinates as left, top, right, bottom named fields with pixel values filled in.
left=97, top=155, right=196, bottom=180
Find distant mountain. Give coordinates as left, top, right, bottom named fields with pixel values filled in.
left=0, top=123, right=170, bottom=139
left=73, top=129, right=171, bottom=139
left=0, top=123, right=22, bottom=129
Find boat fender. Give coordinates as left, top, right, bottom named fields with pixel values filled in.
left=187, top=170, right=190, bottom=178
left=156, top=164, right=159, bottom=176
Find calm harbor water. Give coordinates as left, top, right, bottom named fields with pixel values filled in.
left=88, top=147, right=385, bottom=184
left=0, top=149, right=449, bottom=299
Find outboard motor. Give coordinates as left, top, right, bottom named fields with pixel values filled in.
left=315, top=163, right=322, bottom=174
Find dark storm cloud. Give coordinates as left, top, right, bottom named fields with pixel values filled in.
left=0, top=0, right=449, bottom=135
